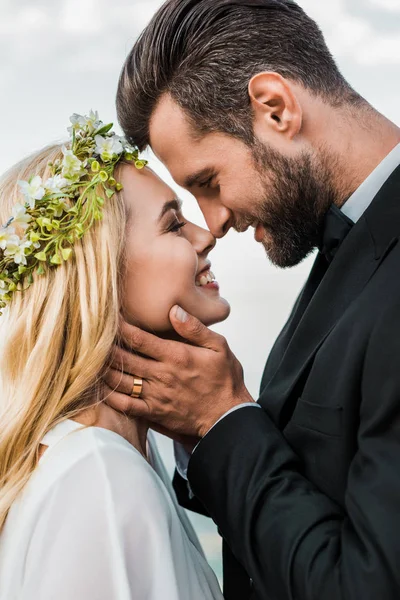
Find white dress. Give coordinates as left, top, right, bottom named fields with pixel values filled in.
left=0, top=420, right=223, bottom=600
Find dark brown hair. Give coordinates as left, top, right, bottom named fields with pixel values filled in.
left=117, top=0, right=362, bottom=150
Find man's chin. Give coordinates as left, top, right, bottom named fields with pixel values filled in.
left=261, top=236, right=313, bottom=269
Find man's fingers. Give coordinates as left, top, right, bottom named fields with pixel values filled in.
left=103, top=383, right=150, bottom=419
left=103, top=367, right=136, bottom=396
left=169, top=305, right=222, bottom=351
left=111, top=344, right=154, bottom=380
left=119, top=319, right=170, bottom=361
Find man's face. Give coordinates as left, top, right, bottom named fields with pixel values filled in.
left=150, top=95, right=340, bottom=267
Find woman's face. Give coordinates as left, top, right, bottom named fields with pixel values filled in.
left=120, top=165, right=230, bottom=333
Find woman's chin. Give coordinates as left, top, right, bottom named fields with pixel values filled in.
left=196, top=297, right=231, bottom=327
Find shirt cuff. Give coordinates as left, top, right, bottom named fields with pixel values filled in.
left=174, top=403, right=260, bottom=482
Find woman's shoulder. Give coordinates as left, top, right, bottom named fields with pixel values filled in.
left=37, top=426, right=172, bottom=518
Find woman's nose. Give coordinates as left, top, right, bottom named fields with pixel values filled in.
left=188, top=222, right=216, bottom=256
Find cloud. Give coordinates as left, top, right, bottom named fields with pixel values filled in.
left=368, top=0, right=400, bottom=11
left=299, top=0, right=400, bottom=66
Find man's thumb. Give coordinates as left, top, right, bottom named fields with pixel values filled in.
left=170, top=305, right=214, bottom=349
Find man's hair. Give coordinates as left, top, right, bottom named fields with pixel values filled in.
left=117, top=0, right=362, bottom=150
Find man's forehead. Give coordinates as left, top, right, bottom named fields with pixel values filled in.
left=149, top=94, right=194, bottom=159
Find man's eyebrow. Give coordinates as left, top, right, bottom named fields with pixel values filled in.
left=184, top=168, right=216, bottom=189
left=158, top=198, right=183, bottom=222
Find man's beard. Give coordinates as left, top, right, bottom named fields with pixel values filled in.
left=248, top=142, right=344, bottom=268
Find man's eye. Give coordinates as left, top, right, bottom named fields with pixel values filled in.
left=168, top=220, right=187, bottom=233
left=198, top=177, right=214, bottom=189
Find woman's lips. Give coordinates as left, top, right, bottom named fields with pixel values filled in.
left=195, top=269, right=219, bottom=290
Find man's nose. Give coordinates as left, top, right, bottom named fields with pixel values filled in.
left=199, top=202, right=233, bottom=239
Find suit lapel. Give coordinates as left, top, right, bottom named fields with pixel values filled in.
left=260, top=164, right=400, bottom=429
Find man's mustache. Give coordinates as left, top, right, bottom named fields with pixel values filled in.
left=233, top=216, right=257, bottom=233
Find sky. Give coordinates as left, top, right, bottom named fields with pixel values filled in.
left=0, top=0, right=399, bottom=580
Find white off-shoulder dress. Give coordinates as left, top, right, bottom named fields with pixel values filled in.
left=0, top=420, right=223, bottom=600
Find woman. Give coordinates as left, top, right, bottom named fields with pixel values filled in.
left=0, top=112, right=228, bottom=599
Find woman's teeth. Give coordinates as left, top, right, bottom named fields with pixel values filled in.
left=196, top=271, right=216, bottom=287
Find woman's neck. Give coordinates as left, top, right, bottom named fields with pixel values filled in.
left=74, top=329, right=188, bottom=458
left=75, top=403, right=149, bottom=460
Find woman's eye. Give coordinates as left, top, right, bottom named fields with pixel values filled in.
left=168, top=220, right=187, bottom=234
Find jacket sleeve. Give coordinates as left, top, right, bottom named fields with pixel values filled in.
left=187, top=304, right=400, bottom=600
left=173, top=468, right=210, bottom=517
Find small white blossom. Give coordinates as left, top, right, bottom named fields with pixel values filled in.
left=68, top=110, right=102, bottom=135
left=53, top=197, right=72, bottom=218
left=0, top=280, right=9, bottom=297
left=0, top=227, right=20, bottom=251
left=122, top=139, right=136, bottom=154
left=94, top=135, right=123, bottom=162
left=12, top=204, right=32, bottom=230
left=45, top=175, right=68, bottom=194
left=61, top=146, right=83, bottom=180
left=18, top=176, right=45, bottom=209
left=5, top=239, right=32, bottom=266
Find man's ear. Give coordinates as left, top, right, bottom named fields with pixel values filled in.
left=248, top=72, right=302, bottom=141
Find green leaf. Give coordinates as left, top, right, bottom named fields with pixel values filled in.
left=18, top=265, right=27, bottom=275
left=61, top=247, right=73, bottom=261
left=37, top=263, right=45, bottom=275
left=94, top=123, right=113, bottom=136
left=42, top=218, right=53, bottom=231
left=30, top=232, right=41, bottom=243
left=105, top=189, right=114, bottom=199
left=50, top=254, right=62, bottom=265
left=35, top=251, right=47, bottom=262
left=135, top=160, right=146, bottom=170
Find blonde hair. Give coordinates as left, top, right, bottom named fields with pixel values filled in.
left=0, top=144, right=127, bottom=530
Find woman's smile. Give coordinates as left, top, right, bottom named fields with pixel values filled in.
left=120, top=164, right=230, bottom=333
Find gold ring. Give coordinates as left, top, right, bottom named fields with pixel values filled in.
left=131, top=376, right=143, bottom=399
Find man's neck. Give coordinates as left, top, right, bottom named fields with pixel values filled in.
left=299, top=87, right=400, bottom=207
left=335, top=113, right=399, bottom=208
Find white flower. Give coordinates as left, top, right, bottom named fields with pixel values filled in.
left=121, top=139, right=136, bottom=154
left=0, top=227, right=20, bottom=251
left=61, top=146, right=83, bottom=180
left=0, top=280, right=9, bottom=297
left=94, top=134, right=123, bottom=162
left=45, top=175, right=68, bottom=194
left=18, top=176, right=45, bottom=209
left=5, top=239, right=32, bottom=266
left=11, top=204, right=32, bottom=230
left=53, top=197, right=72, bottom=217
left=68, top=110, right=102, bottom=135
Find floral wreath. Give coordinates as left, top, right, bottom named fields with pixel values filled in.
left=0, top=111, right=146, bottom=314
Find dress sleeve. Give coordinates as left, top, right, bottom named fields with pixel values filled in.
left=21, top=443, right=193, bottom=600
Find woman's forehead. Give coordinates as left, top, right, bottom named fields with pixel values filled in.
left=120, top=164, right=176, bottom=218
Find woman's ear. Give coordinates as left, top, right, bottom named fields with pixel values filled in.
left=248, top=72, right=302, bottom=140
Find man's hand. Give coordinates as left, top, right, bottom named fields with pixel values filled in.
left=103, top=305, right=255, bottom=440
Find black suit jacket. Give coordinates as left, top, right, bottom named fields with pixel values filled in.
left=174, top=165, right=400, bottom=599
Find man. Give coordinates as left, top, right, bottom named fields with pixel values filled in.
left=107, top=1, right=400, bottom=598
